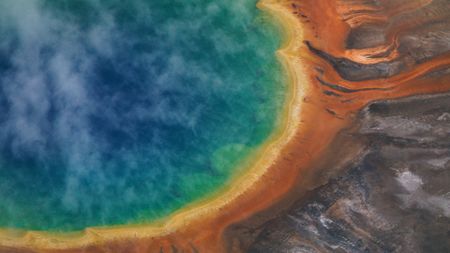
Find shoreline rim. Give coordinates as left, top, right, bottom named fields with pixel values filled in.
left=0, top=0, right=308, bottom=250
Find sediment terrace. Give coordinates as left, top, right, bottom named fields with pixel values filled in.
left=229, top=0, right=450, bottom=252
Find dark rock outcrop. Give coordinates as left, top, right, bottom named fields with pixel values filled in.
left=248, top=93, right=450, bottom=253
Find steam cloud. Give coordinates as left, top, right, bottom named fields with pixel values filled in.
left=0, top=0, right=280, bottom=229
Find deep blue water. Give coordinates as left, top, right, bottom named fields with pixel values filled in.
left=0, top=0, right=285, bottom=231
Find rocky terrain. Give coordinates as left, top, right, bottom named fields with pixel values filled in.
left=248, top=93, right=450, bottom=253
left=227, top=0, right=450, bottom=252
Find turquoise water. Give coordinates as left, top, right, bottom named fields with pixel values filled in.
left=0, top=0, right=285, bottom=231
